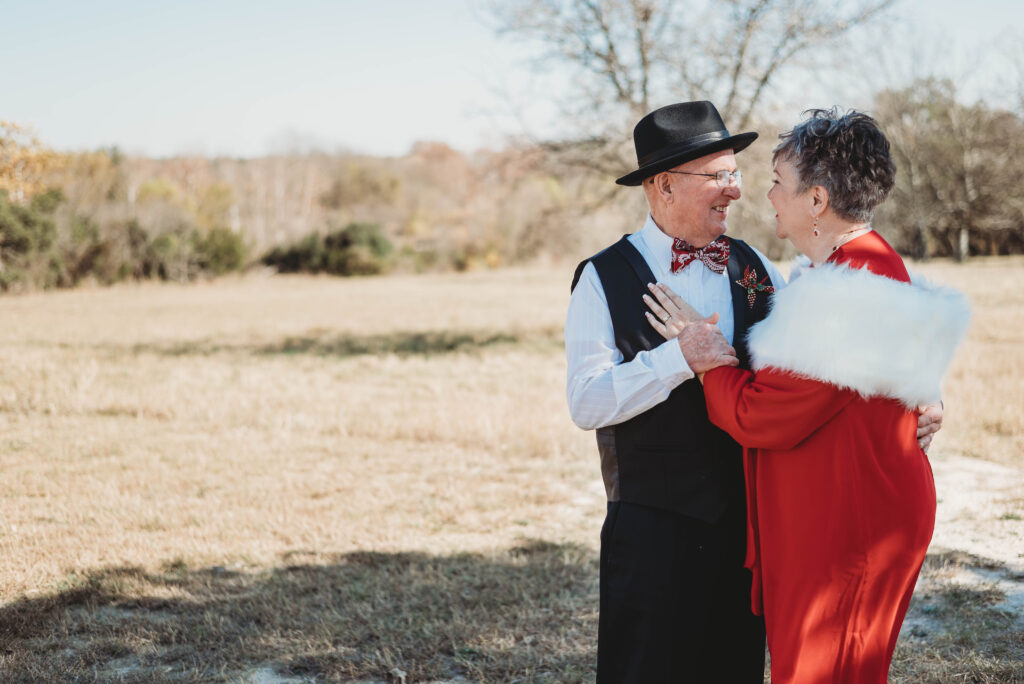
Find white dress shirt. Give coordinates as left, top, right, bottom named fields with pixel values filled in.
left=565, top=215, right=787, bottom=430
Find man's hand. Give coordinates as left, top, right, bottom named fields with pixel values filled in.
left=642, top=281, right=737, bottom=374
left=917, top=401, right=944, bottom=453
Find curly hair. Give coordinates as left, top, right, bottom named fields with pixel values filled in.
left=772, top=108, right=896, bottom=223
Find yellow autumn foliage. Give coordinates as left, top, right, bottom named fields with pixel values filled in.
left=0, top=121, right=66, bottom=203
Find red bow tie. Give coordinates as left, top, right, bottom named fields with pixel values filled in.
left=671, top=236, right=730, bottom=274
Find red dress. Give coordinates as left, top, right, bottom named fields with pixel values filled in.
left=702, top=232, right=969, bottom=683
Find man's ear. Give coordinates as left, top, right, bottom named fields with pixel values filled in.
left=651, top=173, right=673, bottom=202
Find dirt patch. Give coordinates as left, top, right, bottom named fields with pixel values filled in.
left=890, top=452, right=1024, bottom=680
left=930, top=453, right=1024, bottom=572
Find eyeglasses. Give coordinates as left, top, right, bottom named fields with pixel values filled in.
left=666, top=169, right=742, bottom=188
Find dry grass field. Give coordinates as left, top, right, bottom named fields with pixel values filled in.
left=0, top=258, right=1022, bottom=682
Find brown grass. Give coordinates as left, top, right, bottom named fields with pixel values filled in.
left=892, top=551, right=1024, bottom=683
left=0, top=260, right=1021, bottom=681
left=912, top=257, right=1024, bottom=467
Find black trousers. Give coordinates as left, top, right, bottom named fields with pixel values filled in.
left=597, top=501, right=766, bottom=683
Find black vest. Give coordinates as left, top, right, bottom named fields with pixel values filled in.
left=571, top=235, right=773, bottom=523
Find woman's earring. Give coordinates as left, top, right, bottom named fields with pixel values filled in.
left=812, top=217, right=819, bottom=238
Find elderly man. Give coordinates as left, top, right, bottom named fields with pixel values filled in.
left=565, top=101, right=942, bottom=682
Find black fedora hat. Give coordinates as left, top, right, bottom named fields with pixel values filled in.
left=616, top=101, right=758, bottom=186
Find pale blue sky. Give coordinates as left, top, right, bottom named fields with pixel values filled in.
left=1, top=0, right=1020, bottom=157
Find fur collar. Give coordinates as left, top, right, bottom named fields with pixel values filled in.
left=747, top=261, right=971, bottom=408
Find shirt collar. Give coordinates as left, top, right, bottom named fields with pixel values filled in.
left=639, top=214, right=676, bottom=263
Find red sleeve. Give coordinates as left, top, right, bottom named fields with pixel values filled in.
left=702, top=365, right=855, bottom=450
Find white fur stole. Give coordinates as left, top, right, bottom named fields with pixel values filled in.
left=746, top=261, right=971, bottom=408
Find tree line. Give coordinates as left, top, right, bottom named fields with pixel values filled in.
left=0, top=135, right=582, bottom=291
left=1, top=79, right=1021, bottom=293
left=2, top=0, right=1022, bottom=291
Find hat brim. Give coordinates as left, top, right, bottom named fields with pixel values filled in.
left=615, top=132, right=759, bottom=186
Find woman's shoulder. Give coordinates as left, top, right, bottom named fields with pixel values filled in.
left=829, top=231, right=909, bottom=282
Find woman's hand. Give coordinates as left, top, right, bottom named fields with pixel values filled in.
left=642, top=282, right=705, bottom=340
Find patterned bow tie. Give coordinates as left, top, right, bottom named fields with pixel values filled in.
left=671, top=236, right=730, bottom=274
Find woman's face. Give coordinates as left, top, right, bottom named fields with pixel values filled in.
left=767, top=157, right=814, bottom=252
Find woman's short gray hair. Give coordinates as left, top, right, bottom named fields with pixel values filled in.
left=773, top=108, right=896, bottom=223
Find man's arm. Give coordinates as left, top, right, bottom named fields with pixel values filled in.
left=566, top=263, right=737, bottom=430
left=566, top=262, right=693, bottom=429
left=917, top=401, right=943, bottom=452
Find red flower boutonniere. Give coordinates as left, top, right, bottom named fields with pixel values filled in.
left=735, top=266, right=775, bottom=308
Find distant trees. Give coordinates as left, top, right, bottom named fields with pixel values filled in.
left=0, top=132, right=249, bottom=291
left=874, top=79, right=1024, bottom=259
left=3, top=79, right=1023, bottom=293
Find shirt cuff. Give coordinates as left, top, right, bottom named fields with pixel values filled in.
left=650, top=338, right=694, bottom=387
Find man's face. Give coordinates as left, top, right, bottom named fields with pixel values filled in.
left=658, top=149, right=741, bottom=246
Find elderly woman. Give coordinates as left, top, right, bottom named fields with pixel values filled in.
left=644, top=109, right=969, bottom=682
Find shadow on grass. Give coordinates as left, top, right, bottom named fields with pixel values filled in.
left=116, top=326, right=564, bottom=359
left=5, top=545, right=1018, bottom=683
left=255, top=328, right=560, bottom=357
left=0, top=541, right=598, bottom=683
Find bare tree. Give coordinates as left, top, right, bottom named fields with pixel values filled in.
left=486, top=0, right=895, bottom=168
left=479, top=0, right=897, bottom=257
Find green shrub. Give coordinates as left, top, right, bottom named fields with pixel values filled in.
left=30, top=188, right=65, bottom=214
left=194, top=226, right=247, bottom=276
left=262, top=222, right=392, bottom=276
left=60, top=214, right=111, bottom=287
left=0, top=190, right=61, bottom=290
left=0, top=190, right=249, bottom=291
